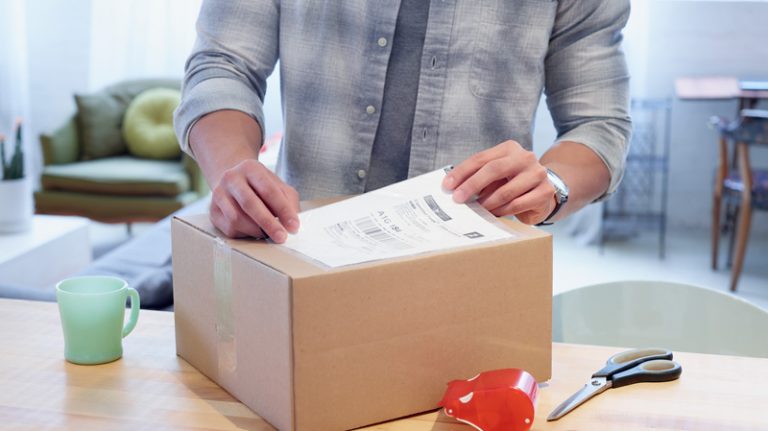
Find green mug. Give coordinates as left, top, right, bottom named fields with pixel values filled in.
left=56, top=276, right=140, bottom=365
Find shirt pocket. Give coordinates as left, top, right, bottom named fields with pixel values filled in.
left=469, top=0, right=558, bottom=102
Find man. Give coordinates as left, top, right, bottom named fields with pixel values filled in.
left=175, top=0, right=631, bottom=243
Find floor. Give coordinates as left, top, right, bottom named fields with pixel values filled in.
left=90, top=220, right=768, bottom=310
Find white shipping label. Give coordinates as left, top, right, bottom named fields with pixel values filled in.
left=280, top=168, right=516, bottom=268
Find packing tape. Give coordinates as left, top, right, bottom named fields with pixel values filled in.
left=213, top=238, right=237, bottom=377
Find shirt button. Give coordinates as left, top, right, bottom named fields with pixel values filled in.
left=366, top=105, right=376, bottom=114
left=357, top=169, right=367, bottom=179
left=377, top=37, right=388, bottom=47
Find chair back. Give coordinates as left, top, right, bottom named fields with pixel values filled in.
left=553, top=280, right=768, bottom=358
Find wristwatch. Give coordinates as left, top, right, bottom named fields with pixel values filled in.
left=537, top=168, right=569, bottom=226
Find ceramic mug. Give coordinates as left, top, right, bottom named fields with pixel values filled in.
left=56, top=276, right=140, bottom=365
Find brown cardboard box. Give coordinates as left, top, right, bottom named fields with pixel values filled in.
left=171, top=202, right=552, bottom=431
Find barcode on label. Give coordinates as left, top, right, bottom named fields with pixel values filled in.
left=354, top=216, right=397, bottom=244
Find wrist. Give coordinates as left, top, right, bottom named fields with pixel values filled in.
left=190, top=111, right=263, bottom=186
left=537, top=168, right=569, bottom=226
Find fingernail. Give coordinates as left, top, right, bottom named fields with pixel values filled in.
left=286, top=218, right=300, bottom=233
left=273, top=230, right=287, bottom=243
left=453, top=189, right=467, bottom=203
left=443, top=175, right=455, bottom=189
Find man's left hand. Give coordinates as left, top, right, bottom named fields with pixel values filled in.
left=442, top=140, right=556, bottom=225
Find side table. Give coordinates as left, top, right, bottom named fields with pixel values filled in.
left=0, top=215, right=91, bottom=288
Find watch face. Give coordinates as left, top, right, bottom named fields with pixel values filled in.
left=546, top=169, right=569, bottom=202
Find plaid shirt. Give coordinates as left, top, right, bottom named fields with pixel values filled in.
left=175, top=0, right=631, bottom=200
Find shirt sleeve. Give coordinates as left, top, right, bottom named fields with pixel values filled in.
left=544, top=0, right=632, bottom=201
left=173, top=0, right=280, bottom=156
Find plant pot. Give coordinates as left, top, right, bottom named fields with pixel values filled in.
left=0, top=177, right=33, bottom=233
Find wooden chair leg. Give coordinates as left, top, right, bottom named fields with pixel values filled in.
left=731, top=142, right=754, bottom=292
left=730, top=205, right=752, bottom=292
left=712, top=193, right=722, bottom=269
left=726, top=204, right=739, bottom=269
left=713, top=133, right=729, bottom=270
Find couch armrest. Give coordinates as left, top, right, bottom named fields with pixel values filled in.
left=40, top=116, right=80, bottom=165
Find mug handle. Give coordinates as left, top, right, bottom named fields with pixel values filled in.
left=122, top=287, right=140, bottom=338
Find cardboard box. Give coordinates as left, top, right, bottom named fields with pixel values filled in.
left=172, top=201, right=552, bottom=431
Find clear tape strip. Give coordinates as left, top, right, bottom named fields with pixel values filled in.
left=213, top=238, right=237, bottom=377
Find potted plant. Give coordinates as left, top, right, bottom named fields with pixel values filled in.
left=0, top=119, right=33, bottom=233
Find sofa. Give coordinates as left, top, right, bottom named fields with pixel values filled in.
left=34, top=79, right=207, bottom=223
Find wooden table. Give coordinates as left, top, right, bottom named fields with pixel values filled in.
left=2, top=299, right=766, bottom=430
left=676, top=76, right=768, bottom=114
left=676, top=76, right=768, bottom=100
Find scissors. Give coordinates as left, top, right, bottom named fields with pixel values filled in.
left=547, top=347, right=683, bottom=421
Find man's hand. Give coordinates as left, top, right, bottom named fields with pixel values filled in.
left=209, top=159, right=300, bottom=242
left=189, top=110, right=300, bottom=242
left=442, top=140, right=556, bottom=225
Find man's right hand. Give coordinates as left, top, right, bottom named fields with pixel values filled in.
left=210, top=159, right=300, bottom=242
left=188, top=110, right=300, bottom=243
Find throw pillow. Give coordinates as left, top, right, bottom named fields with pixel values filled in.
left=74, top=79, right=180, bottom=160
left=75, top=92, right=127, bottom=159
left=122, top=88, right=182, bottom=160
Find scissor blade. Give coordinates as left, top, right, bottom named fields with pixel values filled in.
left=547, top=377, right=611, bottom=421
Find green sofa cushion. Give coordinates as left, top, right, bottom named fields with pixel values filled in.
left=123, top=88, right=181, bottom=160
left=40, top=156, right=190, bottom=197
left=74, top=79, right=180, bottom=160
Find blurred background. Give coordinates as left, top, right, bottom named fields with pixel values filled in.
left=1, top=0, right=766, bottom=310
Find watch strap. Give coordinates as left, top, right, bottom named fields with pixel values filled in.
left=536, top=168, right=569, bottom=226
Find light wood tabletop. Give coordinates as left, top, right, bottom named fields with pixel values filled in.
left=1, top=298, right=767, bottom=430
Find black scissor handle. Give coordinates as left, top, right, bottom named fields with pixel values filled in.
left=611, top=359, right=683, bottom=388
left=593, top=348, right=673, bottom=378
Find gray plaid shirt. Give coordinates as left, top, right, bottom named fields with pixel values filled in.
left=175, top=0, right=631, bottom=200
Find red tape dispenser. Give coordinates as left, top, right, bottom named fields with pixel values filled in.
left=438, top=368, right=538, bottom=431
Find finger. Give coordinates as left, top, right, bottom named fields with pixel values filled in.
left=442, top=143, right=509, bottom=191
left=211, top=192, right=265, bottom=238
left=452, top=158, right=525, bottom=203
left=225, top=176, right=288, bottom=243
left=245, top=168, right=299, bottom=234
left=477, top=178, right=507, bottom=202
left=479, top=168, right=547, bottom=211
left=490, top=182, right=555, bottom=218
left=279, top=183, right=301, bottom=232
left=209, top=200, right=235, bottom=237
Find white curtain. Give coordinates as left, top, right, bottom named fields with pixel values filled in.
left=0, top=0, right=32, bottom=172
left=88, top=0, right=284, bottom=138
left=88, top=0, right=202, bottom=90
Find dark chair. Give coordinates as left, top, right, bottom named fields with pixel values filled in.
left=711, top=110, right=768, bottom=291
